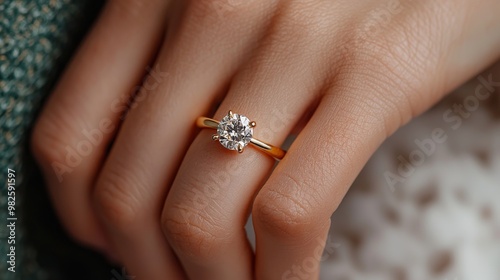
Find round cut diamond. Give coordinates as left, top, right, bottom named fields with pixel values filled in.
left=217, top=113, right=253, bottom=150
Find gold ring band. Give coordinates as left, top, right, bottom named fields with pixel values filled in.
left=196, top=111, right=286, bottom=160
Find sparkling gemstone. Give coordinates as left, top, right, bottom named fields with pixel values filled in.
left=217, top=113, right=253, bottom=150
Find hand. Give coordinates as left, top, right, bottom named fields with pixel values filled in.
left=32, top=0, right=500, bottom=279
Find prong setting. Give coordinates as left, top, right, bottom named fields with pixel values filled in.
left=250, top=121, right=256, bottom=127
left=212, top=134, right=219, bottom=141
left=228, top=110, right=233, bottom=118
left=237, top=143, right=244, bottom=153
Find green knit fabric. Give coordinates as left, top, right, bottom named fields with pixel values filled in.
left=1, top=0, right=113, bottom=279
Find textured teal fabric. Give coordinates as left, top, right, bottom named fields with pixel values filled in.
left=1, top=0, right=110, bottom=279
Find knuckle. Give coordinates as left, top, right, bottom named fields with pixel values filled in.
left=94, top=170, right=142, bottom=230
left=279, top=1, right=334, bottom=36
left=346, top=3, right=432, bottom=73
left=31, top=112, right=71, bottom=166
left=161, top=201, right=231, bottom=259
left=187, top=0, right=253, bottom=23
left=31, top=123, right=58, bottom=165
left=253, top=173, right=321, bottom=241
left=161, top=176, right=232, bottom=258
left=262, top=2, right=335, bottom=54
left=345, top=0, right=466, bottom=90
left=336, top=6, right=452, bottom=136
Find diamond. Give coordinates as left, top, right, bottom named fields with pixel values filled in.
left=217, top=112, right=253, bottom=151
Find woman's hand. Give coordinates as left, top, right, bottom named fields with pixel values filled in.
left=32, top=0, right=500, bottom=279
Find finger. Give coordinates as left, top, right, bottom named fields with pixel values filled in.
left=160, top=4, right=336, bottom=278
left=31, top=0, right=171, bottom=255
left=252, top=1, right=500, bottom=278
left=92, top=2, right=274, bottom=279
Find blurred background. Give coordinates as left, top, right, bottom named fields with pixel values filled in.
left=1, top=0, right=499, bottom=279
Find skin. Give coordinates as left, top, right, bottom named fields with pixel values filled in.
left=31, top=0, right=500, bottom=279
